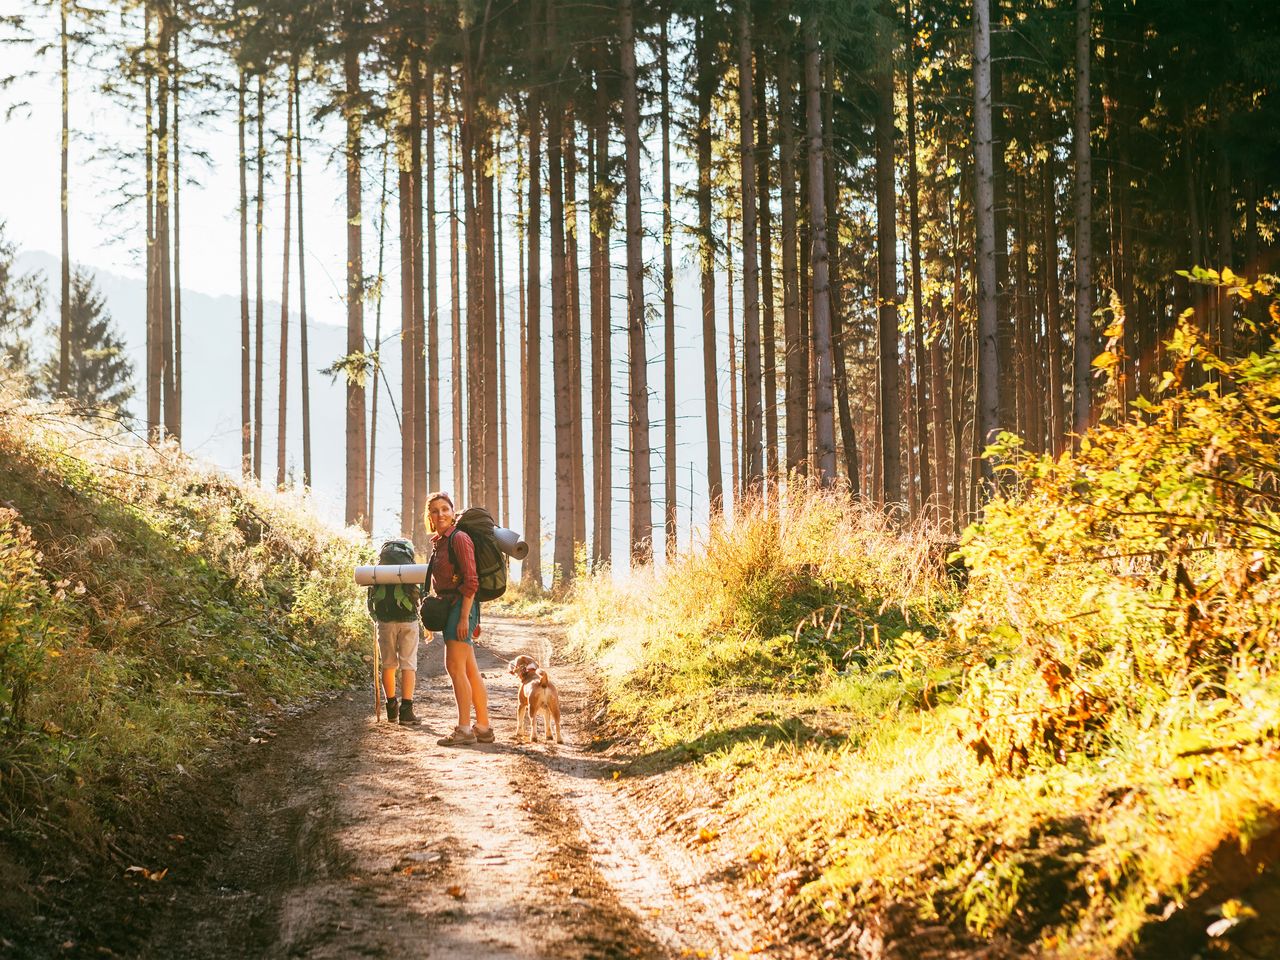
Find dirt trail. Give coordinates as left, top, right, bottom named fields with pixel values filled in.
left=78, top=617, right=758, bottom=960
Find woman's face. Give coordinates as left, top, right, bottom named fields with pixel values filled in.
left=428, top=498, right=455, bottom=534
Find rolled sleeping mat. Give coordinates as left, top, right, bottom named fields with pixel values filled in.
left=493, top=526, right=530, bottom=561
left=353, top=563, right=431, bottom=586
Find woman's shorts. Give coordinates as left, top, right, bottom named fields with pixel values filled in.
left=376, top=620, right=420, bottom=671
left=437, top=599, right=481, bottom=646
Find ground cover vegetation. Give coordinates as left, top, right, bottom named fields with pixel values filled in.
left=0, top=390, right=369, bottom=926
left=569, top=281, right=1280, bottom=957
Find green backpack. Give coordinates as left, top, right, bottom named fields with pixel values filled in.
left=432, top=507, right=508, bottom=602
left=367, top=538, right=420, bottom=623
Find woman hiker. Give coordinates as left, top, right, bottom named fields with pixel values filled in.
left=426, top=491, right=495, bottom=746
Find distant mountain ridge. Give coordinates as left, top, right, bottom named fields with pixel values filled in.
left=16, top=249, right=403, bottom=533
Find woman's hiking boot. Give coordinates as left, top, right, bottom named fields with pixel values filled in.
left=398, top=700, right=418, bottom=725
left=473, top=725, right=495, bottom=743
left=385, top=696, right=398, bottom=723
left=437, top=725, right=477, bottom=746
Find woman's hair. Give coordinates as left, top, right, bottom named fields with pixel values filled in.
left=426, top=491, right=454, bottom=511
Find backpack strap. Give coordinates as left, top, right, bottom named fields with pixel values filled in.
left=428, top=528, right=461, bottom=593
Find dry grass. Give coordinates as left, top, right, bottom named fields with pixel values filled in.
left=567, top=457, right=1280, bottom=954
left=0, top=389, right=369, bottom=866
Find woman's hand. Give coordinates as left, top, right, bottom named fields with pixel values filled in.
left=455, top=598, right=473, bottom=643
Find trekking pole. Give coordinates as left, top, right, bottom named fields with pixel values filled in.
left=372, top=622, right=380, bottom=722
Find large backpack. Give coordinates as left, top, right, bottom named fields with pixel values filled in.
left=431, top=507, right=508, bottom=602
left=379, top=539, right=416, bottom=566
left=367, top=538, right=420, bottom=622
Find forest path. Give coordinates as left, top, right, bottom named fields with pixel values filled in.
left=120, top=616, right=757, bottom=960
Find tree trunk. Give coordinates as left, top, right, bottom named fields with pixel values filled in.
left=737, top=1, right=764, bottom=497
left=517, top=119, right=528, bottom=532
left=928, top=290, right=948, bottom=514
left=460, top=56, right=480, bottom=507
left=1043, top=159, right=1064, bottom=457
left=973, top=0, right=1000, bottom=490
left=369, top=132, right=389, bottom=526
left=621, top=0, right=652, bottom=563
left=802, top=18, right=833, bottom=485
left=728, top=216, right=739, bottom=506
left=661, top=17, right=677, bottom=558
left=696, top=17, right=724, bottom=513
left=253, top=73, right=265, bottom=479
left=449, top=85, right=465, bottom=510
left=171, top=26, right=182, bottom=442
left=145, top=9, right=159, bottom=442
left=756, top=37, right=778, bottom=495
left=498, top=140, right=510, bottom=527
left=592, top=74, right=612, bottom=565
left=950, top=178, right=968, bottom=526
left=905, top=2, right=931, bottom=515
left=548, top=0, right=574, bottom=584
left=276, top=63, right=295, bottom=490
left=157, top=12, right=175, bottom=442
left=564, top=110, right=586, bottom=550
left=523, top=33, right=544, bottom=585
left=426, top=65, right=440, bottom=494
left=1245, top=170, right=1259, bottom=339
left=398, top=95, right=415, bottom=532
left=1071, top=0, right=1093, bottom=439
left=411, top=55, right=428, bottom=544
left=1216, top=121, right=1233, bottom=357
left=294, top=66, right=312, bottom=488
left=777, top=44, right=806, bottom=478
left=1014, top=172, right=1035, bottom=447
left=874, top=48, right=900, bottom=507
left=239, top=71, right=251, bottom=477
left=59, top=0, right=70, bottom=396
left=824, top=60, right=859, bottom=495
left=481, top=137, right=500, bottom=514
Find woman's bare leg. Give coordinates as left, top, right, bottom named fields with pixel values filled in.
left=463, top=648, right=490, bottom=728
left=444, top=640, right=473, bottom=729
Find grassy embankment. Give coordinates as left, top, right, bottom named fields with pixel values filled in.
left=0, top=393, right=369, bottom=917
left=569, top=277, right=1280, bottom=957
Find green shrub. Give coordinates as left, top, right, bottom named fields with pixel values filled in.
left=956, top=276, right=1280, bottom=773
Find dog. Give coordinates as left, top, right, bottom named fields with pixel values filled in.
left=507, top=655, right=563, bottom=743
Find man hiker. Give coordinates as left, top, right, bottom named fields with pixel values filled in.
left=366, top=538, right=423, bottom=724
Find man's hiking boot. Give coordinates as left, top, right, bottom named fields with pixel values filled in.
left=474, top=725, right=495, bottom=743
left=398, top=700, right=418, bottom=725
left=437, top=725, right=477, bottom=747
left=385, top=696, right=398, bottom=723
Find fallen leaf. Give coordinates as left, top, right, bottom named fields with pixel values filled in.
left=446, top=885, right=466, bottom=899
left=612, top=770, right=621, bottom=780
left=125, top=865, right=168, bottom=882
left=546, top=870, right=560, bottom=882
left=1207, top=917, right=1241, bottom=938
left=697, top=826, right=719, bottom=843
